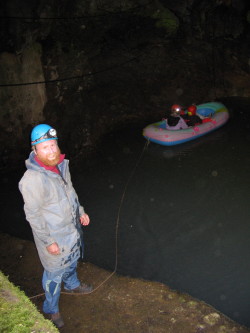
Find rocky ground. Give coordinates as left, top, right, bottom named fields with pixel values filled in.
left=0, top=233, right=249, bottom=333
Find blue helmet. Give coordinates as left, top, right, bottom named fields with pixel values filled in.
left=31, top=124, right=58, bottom=146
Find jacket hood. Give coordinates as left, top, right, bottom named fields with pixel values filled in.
left=25, top=151, right=44, bottom=172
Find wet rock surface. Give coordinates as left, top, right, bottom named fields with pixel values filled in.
left=0, top=233, right=249, bottom=333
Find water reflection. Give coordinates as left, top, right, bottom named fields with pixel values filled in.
left=80, top=107, right=250, bottom=327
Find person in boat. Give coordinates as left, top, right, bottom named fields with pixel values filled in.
left=183, top=105, right=203, bottom=127
left=165, top=104, right=188, bottom=130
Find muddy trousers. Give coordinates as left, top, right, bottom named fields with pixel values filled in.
left=42, top=259, right=80, bottom=314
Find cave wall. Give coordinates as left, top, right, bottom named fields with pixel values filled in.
left=0, top=0, right=249, bottom=168
left=0, top=43, right=46, bottom=166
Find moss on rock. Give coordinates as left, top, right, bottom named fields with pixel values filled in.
left=152, top=8, right=179, bottom=34
left=0, top=271, right=58, bottom=333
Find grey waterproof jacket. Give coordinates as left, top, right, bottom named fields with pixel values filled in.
left=19, top=152, right=85, bottom=272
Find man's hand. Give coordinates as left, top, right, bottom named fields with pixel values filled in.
left=46, top=242, right=60, bottom=255
left=80, top=213, right=90, bottom=226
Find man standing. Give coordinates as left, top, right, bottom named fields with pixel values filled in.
left=19, top=124, right=92, bottom=328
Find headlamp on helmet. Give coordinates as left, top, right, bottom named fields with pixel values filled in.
left=171, top=104, right=182, bottom=115
left=31, top=124, right=58, bottom=146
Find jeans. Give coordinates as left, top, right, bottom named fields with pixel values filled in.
left=42, top=259, right=80, bottom=314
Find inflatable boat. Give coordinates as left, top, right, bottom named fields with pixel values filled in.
left=143, top=102, right=229, bottom=146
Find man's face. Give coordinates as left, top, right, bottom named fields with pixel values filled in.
left=34, top=139, right=61, bottom=166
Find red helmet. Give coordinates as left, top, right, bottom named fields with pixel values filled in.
left=187, top=105, right=197, bottom=116
left=171, top=104, right=182, bottom=114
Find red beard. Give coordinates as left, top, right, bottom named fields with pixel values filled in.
left=36, top=148, right=61, bottom=166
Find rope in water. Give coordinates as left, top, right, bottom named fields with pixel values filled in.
left=29, top=138, right=150, bottom=299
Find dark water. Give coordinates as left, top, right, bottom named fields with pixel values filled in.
left=1, top=98, right=250, bottom=327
